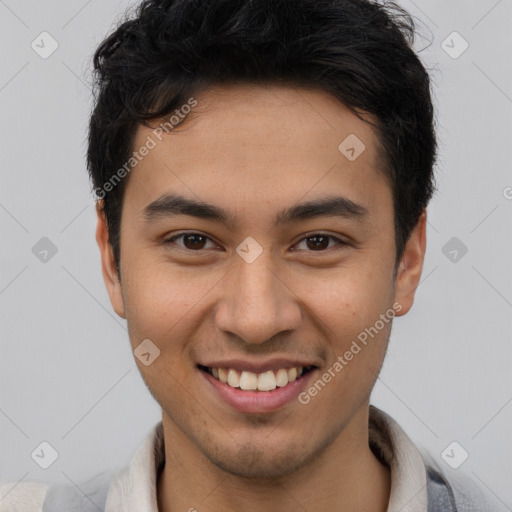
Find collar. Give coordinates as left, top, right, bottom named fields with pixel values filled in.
left=105, top=406, right=428, bottom=512
left=369, top=405, right=428, bottom=512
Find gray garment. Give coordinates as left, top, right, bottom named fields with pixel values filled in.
left=427, top=466, right=459, bottom=511
left=42, top=464, right=496, bottom=511
left=42, top=469, right=116, bottom=512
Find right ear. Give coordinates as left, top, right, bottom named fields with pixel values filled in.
left=95, top=201, right=126, bottom=319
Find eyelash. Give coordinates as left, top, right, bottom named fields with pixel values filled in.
left=162, top=232, right=347, bottom=253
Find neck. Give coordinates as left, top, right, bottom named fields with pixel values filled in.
left=157, top=406, right=391, bottom=512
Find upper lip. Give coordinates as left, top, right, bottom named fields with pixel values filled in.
left=198, top=358, right=319, bottom=373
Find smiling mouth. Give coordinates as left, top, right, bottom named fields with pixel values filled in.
left=198, top=365, right=316, bottom=392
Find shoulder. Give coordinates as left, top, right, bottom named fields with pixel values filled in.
left=42, top=469, right=118, bottom=512
left=369, top=406, right=506, bottom=512
left=0, top=481, right=48, bottom=511
left=424, top=459, right=504, bottom=512
left=0, top=469, right=118, bottom=512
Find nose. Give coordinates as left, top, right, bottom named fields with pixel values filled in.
left=214, top=250, right=302, bottom=345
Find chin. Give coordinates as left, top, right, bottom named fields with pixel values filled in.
left=200, top=439, right=318, bottom=480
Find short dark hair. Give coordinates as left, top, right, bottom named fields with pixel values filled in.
left=88, top=0, right=437, bottom=276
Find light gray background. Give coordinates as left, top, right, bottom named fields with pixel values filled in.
left=1, top=0, right=511, bottom=508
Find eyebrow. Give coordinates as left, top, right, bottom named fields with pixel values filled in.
left=142, top=193, right=369, bottom=229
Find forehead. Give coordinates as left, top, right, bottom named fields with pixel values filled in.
left=125, top=84, right=391, bottom=228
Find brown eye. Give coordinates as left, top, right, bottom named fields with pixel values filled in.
left=294, top=234, right=345, bottom=252
left=164, top=233, right=216, bottom=251
left=182, top=234, right=207, bottom=250
left=306, top=235, right=330, bottom=250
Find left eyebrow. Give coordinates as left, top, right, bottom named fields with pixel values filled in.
left=142, top=193, right=369, bottom=229
left=275, top=196, right=369, bottom=225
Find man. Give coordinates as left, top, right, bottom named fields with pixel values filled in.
left=0, top=0, right=499, bottom=510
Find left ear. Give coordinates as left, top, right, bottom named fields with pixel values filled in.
left=394, top=209, right=427, bottom=316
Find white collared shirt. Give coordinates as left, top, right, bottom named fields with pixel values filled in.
left=0, top=406, right=429, bottom=512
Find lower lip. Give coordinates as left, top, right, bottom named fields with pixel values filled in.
left=199, top=368, right=316, bottom=414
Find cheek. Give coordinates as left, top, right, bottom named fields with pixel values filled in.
left=306, top=265, right=394, bottom=332
left=303, top=266, right=393, bottom=390
left=311, top=285, right=392, bottom=401
left=121, top=259, right=181, bottom=338
left=121, top=257, right=221, bottom=350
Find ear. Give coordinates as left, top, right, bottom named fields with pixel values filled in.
left=95, top=201, right=126, bottom=319
left=394, top=209, right=427, bottom=316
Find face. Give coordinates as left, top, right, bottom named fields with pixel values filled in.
left=96, top=84, right=426, bottom=479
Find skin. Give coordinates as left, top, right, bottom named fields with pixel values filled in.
left=96, top=84, right=427, bottom=511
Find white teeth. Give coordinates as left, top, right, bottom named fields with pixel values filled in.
left=227, top=369, right=240, bottom=388
left=287, top=367, right=297, bottom=382
left=208, top=366, right=307, bottom=391
left=275, top=368, right=288, bottom=387
left=257, top=371, right=277, bottom=391
left=218, top=368, right=228, bottom=383
left=240, top=371, right=258, bottom=390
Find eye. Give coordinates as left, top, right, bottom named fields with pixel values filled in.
left=293, top=233, right=346, bottom=252
left=162, top=232, right=347, bottom=253
left=163, top=232, right=218, bottom=251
